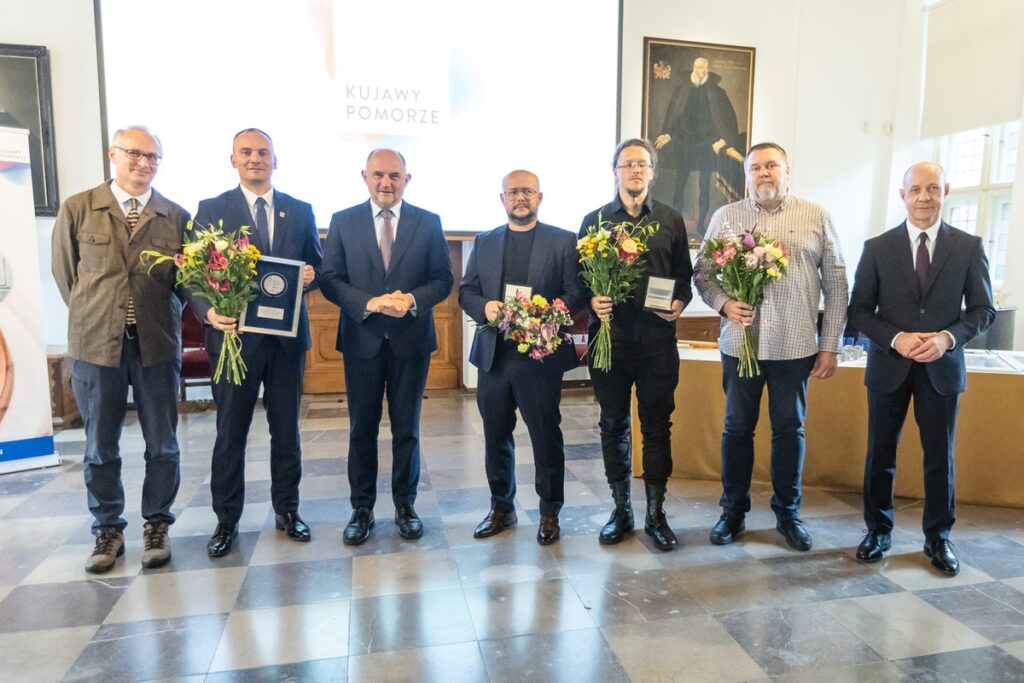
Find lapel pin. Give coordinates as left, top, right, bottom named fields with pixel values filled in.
left=279, top=211, right=286, bottom=218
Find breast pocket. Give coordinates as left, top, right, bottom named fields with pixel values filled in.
left=77, top=232, right=110, bottom=272
left=151, top=237, right=180, bottom=256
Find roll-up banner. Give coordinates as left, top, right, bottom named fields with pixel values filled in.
left=0, top=126, right=60, bottom=473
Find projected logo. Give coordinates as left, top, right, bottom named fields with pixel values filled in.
left=333, top=0, right=449, bottom=135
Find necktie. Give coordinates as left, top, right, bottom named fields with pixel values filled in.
left=915, top=232, right=929, bottom=293
left=125, top=198, right=139, bottom=328
left=254, top=197, right=270, bottom=254
left=380, top=208, right=394, bottom=271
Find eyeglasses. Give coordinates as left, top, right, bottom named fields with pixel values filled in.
left=504, top=188, right=538, bottom=199
left=615, top=161, right=652, bottom=170
left=115, top=146, right=162, bottom=164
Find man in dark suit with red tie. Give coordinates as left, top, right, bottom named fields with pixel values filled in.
left=320, top=149, right=454, bottom=545
left=848, top=162, right=995, bottom=576
left=197, top=128, right=323, bottom=557
left=459, top=170, right=586, bottom=545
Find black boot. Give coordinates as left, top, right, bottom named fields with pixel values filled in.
left=599, top=480, right=634, bottom=545
left=644, top=482, right=678, bottom=551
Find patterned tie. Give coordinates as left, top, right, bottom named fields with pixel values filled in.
left=125, top=198, right=139, bottom=328
left=915, top=232, right=929, bottom=293
left=380, top=208, right=394, bottom=271
left=254, top=197, right=270, bottom=255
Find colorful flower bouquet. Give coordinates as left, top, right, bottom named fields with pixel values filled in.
left=576, top=215, right=660, bottom=371
left=487, top=293, right=573, bottom=360
left=142, top=221, right=261, bottom=385
left=700, top=223, right=788, bottom=377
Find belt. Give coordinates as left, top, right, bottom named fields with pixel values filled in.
left=124, top=324, right=138, bottom=339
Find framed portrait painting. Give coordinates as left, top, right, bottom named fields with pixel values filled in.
left=0, top=44, right=59, bottom=216
left=642, top=38, right=755, bottom=242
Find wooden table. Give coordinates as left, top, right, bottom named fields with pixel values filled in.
left=632, top=347, right=1024, bottom=508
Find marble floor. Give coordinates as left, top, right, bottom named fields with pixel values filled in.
left=2, top=389, right=1024, bottom=682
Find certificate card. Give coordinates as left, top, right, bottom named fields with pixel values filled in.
left=503, top=283, right=533, bottom=301
left=238, top=256, right=304, bottom=337
left=643, top=276, right=675, bottom=313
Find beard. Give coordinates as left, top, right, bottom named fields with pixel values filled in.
left=691, top=71, right=708, bottom=87
left=750, top=180, right=786, bottom=204
left=507, top=205, right=537, bottom=226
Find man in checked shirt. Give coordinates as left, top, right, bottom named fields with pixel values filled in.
left=694, top=142, right=848, bottom=552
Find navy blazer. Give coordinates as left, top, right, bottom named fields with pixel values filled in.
left=192, top=187, right=323, bottom=355
left=320, top=200, right=454, bottom=359
left=848, top=221, right=995, bottom=396
left=459, top=222, right=586, bottom=374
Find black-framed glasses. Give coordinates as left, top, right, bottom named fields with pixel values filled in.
left=115, top=146, right=161, bottom=164
left=615, top=161, right=652, bottom=170
left=504, top=188, right=538, bottom=199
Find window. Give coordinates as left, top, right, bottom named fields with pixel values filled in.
left=937, top=119, right=1019, bottom=288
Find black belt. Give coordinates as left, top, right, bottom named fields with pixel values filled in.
left=124, top=324, right=138, bottom=339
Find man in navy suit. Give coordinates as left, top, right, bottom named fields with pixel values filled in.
left=848, top=162, right=995, bottom=576
left=320, top=149, right=454, bottom=545
left=196, top=128, right=324, bottom=557
left=459, top=170, right=586, bottom=545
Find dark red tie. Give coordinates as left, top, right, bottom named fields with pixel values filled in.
left=915, top=232, right=929, bottom=292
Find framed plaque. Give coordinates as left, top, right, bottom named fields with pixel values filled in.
left=643, top=276, right=676, bottom=313
left=238, top=256, right=304, bottom=337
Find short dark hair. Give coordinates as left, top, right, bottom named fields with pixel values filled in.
left=612, top=138, right=657, bottom=169
left=233, top=128, right=273, bottom=144
left=744, top=142, right=788, bottom=167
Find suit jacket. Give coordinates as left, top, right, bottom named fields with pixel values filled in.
left=459, top=222, right=586, bottom=374
left=192, top=187, right=323, bottom=355
left=848, top=221, right=995, bottom=396
left=51, top=182, right=189, bottom=367
left=320, top=200, right=453, bottom=359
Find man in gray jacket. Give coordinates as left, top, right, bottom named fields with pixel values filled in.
left=52, top=126, right=190, bottom=573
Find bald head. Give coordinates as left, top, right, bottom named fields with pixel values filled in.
left=362, top=148, right=411, bottom=209
left=501, top=170, right=542, bottom=229
left=900, top=162, right=949, bottom=229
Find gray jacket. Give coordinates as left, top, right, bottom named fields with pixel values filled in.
left=52, top=182, right=190, bottom=367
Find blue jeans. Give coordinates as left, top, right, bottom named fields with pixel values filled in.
left=719, top=353, right=815, bottom=520
left=72, top=336, right=181, bottom=531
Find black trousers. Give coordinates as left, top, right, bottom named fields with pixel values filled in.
left=590, top=338, right=679, bottom=486
left=344, top=340, right=431, bottom=510
left=864, top=362, right=959, bottom=541
left=210, top=338, right=305, bottom=525
left=477, top=355, right=565, bottom=517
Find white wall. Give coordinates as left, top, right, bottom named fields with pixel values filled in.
left=622, top=0, right=909, bottom=270
left=1, top=0, right=105, bottom=347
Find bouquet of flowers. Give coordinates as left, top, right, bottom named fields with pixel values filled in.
left=576, top=214, right=660, bottom=371
left=487, top=293, right=573, bottom=360
left=142, top=221, right=261, bottom=385
left=700, top=223, right=788, bottom=377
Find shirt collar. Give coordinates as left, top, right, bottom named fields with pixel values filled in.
left=239, top=184, right=273, bottom=210
left=109, top=180, right=152, bottom=209
left=611, top=192, right=652, bottom=217
left=906, top=218, right=941, bottom=244
left=370, top=199, right=403, bottom=221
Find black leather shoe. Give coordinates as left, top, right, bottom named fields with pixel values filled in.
left=855, top=530, right=891, bottom=563
left=395, top=504, right=423, bottom=539
left=709, top=514, right=745, bottom=545
left=644, top=482, right=678, bottom=551
left=599, top=480, right=634, bottom=545
left=275, top=511, right=311, bottom=542
left=924, top=538, right=960, bottom=576
left=207, top=522, right=238, bottom=558
left=776, top=518, right=812, bottom=551
left=343, top=507, right=375, bottom=546
left=473, top=508, right=517, bottom=538
left=537, top=515, right=560, bottom=546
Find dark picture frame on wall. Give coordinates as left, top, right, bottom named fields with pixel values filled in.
left=642, top=38, right=755, bottom=244
left=0, top=43, right=59, bottom=216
